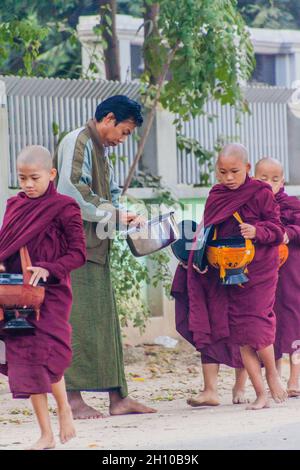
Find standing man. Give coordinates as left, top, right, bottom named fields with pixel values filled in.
left=54, top=95, right=156, bottom=419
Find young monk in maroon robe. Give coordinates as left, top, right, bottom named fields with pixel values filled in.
left=173, top=262, right=248, bottom=406
left=0, top=145, right=86, bottom=450
left=255, top=157, right=300, bottom=397
left=172, top=143, right=287, bottom=410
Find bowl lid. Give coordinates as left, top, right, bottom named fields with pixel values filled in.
left=193, top=224, right=215, bottom=271
left=171, top=220, right=198, bottom=262
left=171, top=221, right=215, bottom=271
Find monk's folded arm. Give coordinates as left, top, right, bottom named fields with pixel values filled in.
left=285, top=224, right=300, bottom=243
left=37, top=204, right=86, bottom=280
left=253, top=189, right=284, bottom=245
left=254, top=221, right=284, bottom=245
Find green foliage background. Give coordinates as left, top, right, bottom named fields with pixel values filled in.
left=1, top=1, right=300, bottom=78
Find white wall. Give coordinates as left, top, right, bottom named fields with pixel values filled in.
left=78, top=16, right=300, bottom=87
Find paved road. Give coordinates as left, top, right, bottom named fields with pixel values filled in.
left=1, top=392, right=300, bottom=450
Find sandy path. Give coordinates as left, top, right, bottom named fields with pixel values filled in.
left=1, top=342, right=300, bottom=450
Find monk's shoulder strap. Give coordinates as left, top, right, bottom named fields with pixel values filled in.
left=212, top=211, right=244, bottom=240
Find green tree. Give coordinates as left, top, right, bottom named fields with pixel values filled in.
left=0, top=15, right=49, bottom=76
left=122, top=0, right=255, bottom=193
left=117, top=0, right=143, bottom=17
left=99, top=0, right=121, bottom=80
left=237, top=0, right=300, bottom=29
left=0, top=0, right=99, bottom=77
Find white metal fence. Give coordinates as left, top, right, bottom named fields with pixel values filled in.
left=1, top=76, right=294, bottom=188
left=1, top=76, right=140, bottom=188
left=177, top=87, right=293, bottom=184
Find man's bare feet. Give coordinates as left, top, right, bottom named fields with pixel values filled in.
left=266, top=372, right=288, bottom=403
left=70, top=402, right=104, bottom=420
left=109, top=397, right=157, bottom=416
left=246, top=394, right=270, bottom=410
left=232, top=387, right=249, bottom=404
left=187, top=390, right=220, bottom=407
left=57, top=405, right=76, bottom=444
left=67, top=392, right=104, bottom=420
left=27, top=434, right=56, bottom=450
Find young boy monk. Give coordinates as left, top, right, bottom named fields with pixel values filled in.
left=172, top=143, right=287, bottom=410
left=173, top=261, right=248, bottom=406
left=0, top=145, right=86, bottom=449
left=255, top=157, right=300, bottom=397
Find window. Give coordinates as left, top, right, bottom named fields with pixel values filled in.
left=130, top=44, right=144, bottom=79
left=251, top=54, right=276, bottom=86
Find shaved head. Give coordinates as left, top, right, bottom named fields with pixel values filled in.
left=17, top=145, right=53, bottom=171
left=17, top=145, right=56, bottom=198
left=215, top=143, right=250, bottom=190
left=255, top=157, right=284, bottom=194
left=255, top=157, right=284, bottom=177
left=217, top=143, right=249, bottom=164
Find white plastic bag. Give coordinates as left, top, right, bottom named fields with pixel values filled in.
left=154, top=336, right=178, bottom=349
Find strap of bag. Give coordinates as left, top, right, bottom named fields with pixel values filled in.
left=233, top=211, right=243, bottom=224
left=233, top=211, right=253, bottom=255
left=212, top=211, right=243, bottom=239
left=212, top=211, right=252, bottom=249
left=20, top=246, right=32, bottom=285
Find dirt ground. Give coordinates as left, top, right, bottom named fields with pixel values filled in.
left=1, top=340, right=300, bottom=450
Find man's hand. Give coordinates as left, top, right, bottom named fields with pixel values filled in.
left=0, top=263, right=6, bottom=273
left=239, top=223, right=256, bottom=240
left=283, top=232, right=289, bottom=244
left=119, top=211, right=146, bottom=227
left=27, top=266, right=49, bottom=287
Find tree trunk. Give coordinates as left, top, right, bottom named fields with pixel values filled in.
left=122, top=41, right=180, bottom=195
left=99, top=0, right=121, bottom=81
left=143, top=2, right=160, bottom=85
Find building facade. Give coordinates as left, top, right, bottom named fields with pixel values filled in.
left=78, top=14, right=300, bottom=88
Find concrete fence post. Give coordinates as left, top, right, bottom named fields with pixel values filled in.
left=287, top=111, right=300, bottom=184
left=136, top=108, right=179, bottom=326
left=141, top=107, right=178, bottom=190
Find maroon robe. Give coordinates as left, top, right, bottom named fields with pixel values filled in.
left=0, top=182, right=86, bottom=398
left=171, top=176, right=284, bottom=364
left=274, top=188, right=300, bottom=357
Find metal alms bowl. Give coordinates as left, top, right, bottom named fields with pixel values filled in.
left=123, top=211, right=179, bottom=257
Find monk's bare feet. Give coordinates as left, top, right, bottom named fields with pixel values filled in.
left=246, top=394, right=270, bottom=410
left=232, top=387, right=249, bottom=404
left=287, top=380, right=300, bottom=397
left=266, top=372, right=288, bottom=403
left=287, top=389, right=300, bottom=397
left=67, top=391, right=104, bottom=420
left=287, top=380, right=300, bottom=398
left=109, top=397, right=157, bottom=416
left=57, top=405, right=76, bottom=444
left=27, top=434, right=56, bottom=450
left=187, top=390, right=220, bottom=407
